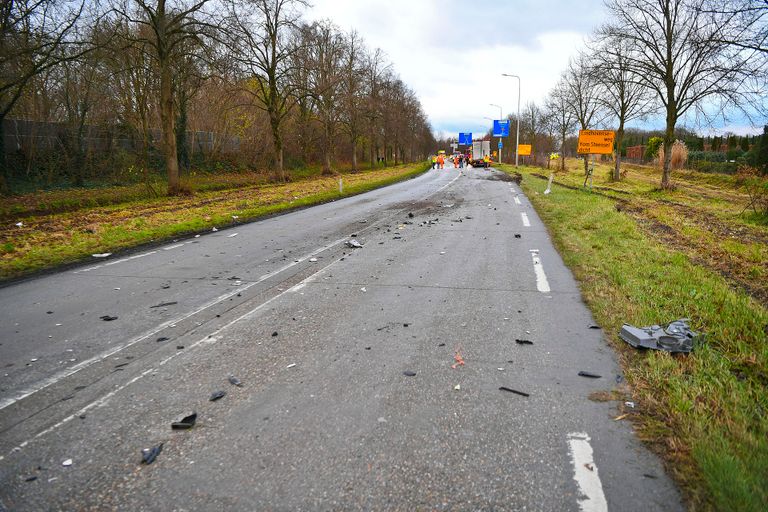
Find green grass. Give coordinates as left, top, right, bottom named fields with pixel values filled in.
left=499, top=164, right=768, bottom=511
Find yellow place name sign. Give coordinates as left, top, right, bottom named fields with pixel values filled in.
left=518, top=144, right=532, bottom=156
left=577, top=130, right=615, bottom=154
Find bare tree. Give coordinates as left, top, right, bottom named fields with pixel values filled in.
left=339, top=29, right=365, bottom=171
left=230, top=0, right=307, bottom=181
left=563, top=54, right=606, bottom=174
left=112, top=0, right=220, bottom=195
left=589, top=35, right=655, bottom=180
left=545, top=79, right=578, bottom=171
left=603, top=0, right=763, bottom=188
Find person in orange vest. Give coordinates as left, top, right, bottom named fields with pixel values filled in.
left=437, top=154, right=444, bottom=169
left=453, top=155, right=459, bottom=168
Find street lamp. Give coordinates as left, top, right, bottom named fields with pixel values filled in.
left=501, top=73, right=521, bottom=167
left=489, top=104, right=503, bottom=163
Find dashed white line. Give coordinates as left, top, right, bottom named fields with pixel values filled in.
left=75, top=251, right=157, bottom=273
left=514, top=196, right=522, bottom=205
left=567, top=432, right=608, bottom=512
left=163, top=243, right=185, bottom=251
left=521, top=212, right=531, bottom=227
left=529, top=250, right=551, bottom=293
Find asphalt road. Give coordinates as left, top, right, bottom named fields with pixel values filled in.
left=0, top=166, right=683, bottom=511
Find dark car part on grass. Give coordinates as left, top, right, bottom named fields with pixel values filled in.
left=228, top=376, right=243, bottom=387
left=515, top=339, right=533, bottom=345
left=578, top=371, right=602, bottom=379
left=100, top=315, right=117, bottom=321
left=499, top=387, right=529, bottom=397
left=141, top=443, right=163, bottom=464
left=209, top=390, right=226, bottom=401
left=171, top=413, right=197, bottom=430
left=619, top=318, right=701, bottom=353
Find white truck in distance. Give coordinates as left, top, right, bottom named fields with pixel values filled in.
left=471, top=141, right=491, bottom=167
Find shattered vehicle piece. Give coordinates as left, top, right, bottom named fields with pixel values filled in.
left=171, top=413, right=197, bottom=430
left=619, top=318, right=700, bottom=353
left=345, top=240, right=363, bottom=249
left=141, top=443, right=163, bottom=464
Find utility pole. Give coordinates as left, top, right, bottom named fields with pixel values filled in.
left=502, top=74, right=521, bottom=167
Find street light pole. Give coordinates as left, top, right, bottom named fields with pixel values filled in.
left=501, top=74, right=521, bottom=167
left=490, top=103, right=503, bottom=163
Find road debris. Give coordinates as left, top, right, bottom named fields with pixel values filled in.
left=24, top=475, right=37, bottom=482
left=141, top=443, right=163, bottom=464
left=578, top=371, right=602, bottom=379
left=286, top=363, right=296, bottom=369
left=171, top=412, right=197, bottom=430
left=156, top=337, right=169, bottom=342
left=614, top=413, right=629, bottom=421
left=619, top=318, right=700, bottom=353
left=515, top=339, right=533, bottom=345
left=92, top=253, right=112, bottom=258
left=514, top=234, right=521, bottom=239
left=360, top=287, right=367, bottom=292
left=451, top=350, right=465, bottom=369
left=100, top=315, right=118, bottom=321
left=454, top=384, right=461, bottom=391
left=272, top=331, right=278, bottom=337
left=309, top=257, right=318, bottom=262
left=15, top=221, right=23, bottom=227
left=345, top=240, right=363, bottom=249
left=403, top=371, right=416, bottom=377
left=589, top=325, right=601, bottom=330
left=227, top=233, right=239, bottom=238
left=228, top=376, right=243, bottom=387
left=499, top=387, right=529, bottom=397
left=625, top=401, right=635, bottom=408
left=62, top=459, right=72, bottom=467
left=150, top=301, right=178, bottom=308
left=209, top=390, right=226, bottom=401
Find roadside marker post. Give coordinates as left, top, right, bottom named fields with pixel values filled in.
left=339, top=179, right=343, bottom=193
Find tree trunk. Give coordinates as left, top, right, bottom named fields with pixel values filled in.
left=159, top=61, right=180, bottom=195
left=176, top=91, right=190, bottom=174
left=0, top=117, right=8, bottom=194
left=661, top=115, right=675, bottom=189
left=614, top=124, right=624, bottom=181
left=351, top=136, right=358, bottom=172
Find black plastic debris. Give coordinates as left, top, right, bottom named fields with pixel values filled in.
left=578, top=371, right=602, bottom=379
left=228, top=375, right=243, bottom=387
left=345, top=240, right=363, bottom=249
left=100, top=315, right=118, bottom=321
left=515, top=339, right=533, bottom=345
left=403, top=371, right=416, bottom=377
left=589, top=325, right=601, bottom=330
left=499, top=387, right=529, bottom=397
left=25, top=475, right=38, bottom=482
left=114, top=362, right=129, bottom=368
left=619, top=318, right=700, bottom=353
left=209, top=390, right=226, bottom=401
left=271, top=331, right=278, bottom=337
left=150, top=301, right=178, bottom=308
left=408, top=212, right=414, bottom=218
left=514, top=234, right=521, bottom=239
left=141, top=443, right=163, bottom=464
left=171, top=413, right=197, bottom=430
left=438, top=343, right=446, bottom=347
left=156, top=337, right=169, bottom=342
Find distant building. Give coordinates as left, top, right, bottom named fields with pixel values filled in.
left=626, top=145, right=645, bottom=160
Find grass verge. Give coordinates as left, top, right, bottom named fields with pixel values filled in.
left=499, top=163, right=768, bottom=511
left=0, top=163, right=429, bottom=280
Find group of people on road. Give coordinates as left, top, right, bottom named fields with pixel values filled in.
left=431, top=153, right=491, bottom=169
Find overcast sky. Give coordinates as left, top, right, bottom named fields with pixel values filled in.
left=307, top=0, right=761, bottom=137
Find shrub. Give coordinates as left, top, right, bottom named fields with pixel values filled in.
left=658, top=140, right=688, bottom=169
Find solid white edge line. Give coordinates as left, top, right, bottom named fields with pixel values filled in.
left=567, top=432, right=608, bottom=512
left=529, top=249, right=551, bottom=293
left=521, top=212, right=531, bottom=227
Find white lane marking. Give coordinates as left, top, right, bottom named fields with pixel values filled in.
left=163, top=243, right=185, bottom=251
left=530, top=250, right=551, bottom=293
left=75, top=251, right=157, bottom=273
left=1, top=267, right=327, bottom=462
left=227, top=233, right=239, bottom=238
left=0, top=237, right=349, bottom=412
left=431, top=170, right=461, bottom=196
left=521, top=213, right=531, bottom=227
left=567, top=432, right=608, bottom=512
left=514, top=196, right=522, bottom=205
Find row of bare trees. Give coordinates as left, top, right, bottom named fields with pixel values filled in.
left=505, top=0, right=767, bottom=188
left=0, top=0, right=436, bottom=195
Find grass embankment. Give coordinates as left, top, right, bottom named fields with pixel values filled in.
left=498, top=162, right=767, bottom=511
left=0, top=163, right=429, bottom=280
